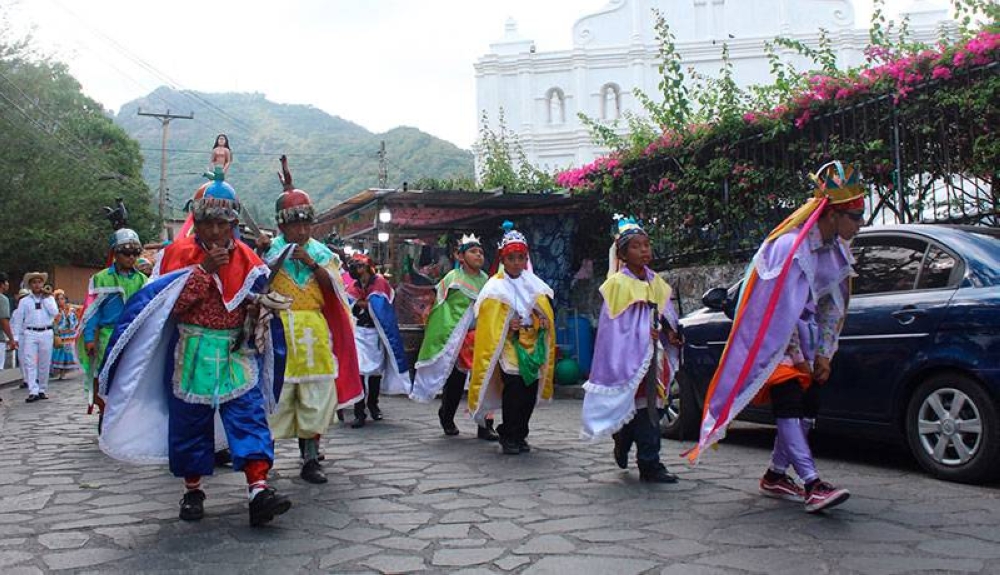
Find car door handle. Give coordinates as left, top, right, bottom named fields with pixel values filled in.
left=891, top=307, right=926, bottom=325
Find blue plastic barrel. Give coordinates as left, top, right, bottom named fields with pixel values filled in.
left=568, top=315, right=594, bottom=376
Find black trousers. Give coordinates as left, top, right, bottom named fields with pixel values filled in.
left=769, top=379, right=821, bottom=419
left=497, top=372, right=538, bottom=442
left=439, top=368, right=466, bottom=423
left=355, top=375, right=382, bottom=418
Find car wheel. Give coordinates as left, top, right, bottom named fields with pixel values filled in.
left=661, top=377, right=700, bottom=441
left=905, top=372, right=1000, bottom=483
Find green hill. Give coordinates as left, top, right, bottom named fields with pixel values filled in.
left=114, top=87, right=474, bottom=221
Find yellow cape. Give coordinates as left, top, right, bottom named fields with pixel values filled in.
left=599, top=271, right=671, bottom=319
left=467, top=286, right=555, bottom=417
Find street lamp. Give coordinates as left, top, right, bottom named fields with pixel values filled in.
left=377, top=231, right=390, bottom=243
left=378, top=207, right=392, bottom=223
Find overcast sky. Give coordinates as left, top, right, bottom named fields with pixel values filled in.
left=8, top=0, right=918, bottom=149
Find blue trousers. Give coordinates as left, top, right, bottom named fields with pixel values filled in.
left=168, top=385, right=274, bottom=478
left=618, top=407, right=663, bottom=466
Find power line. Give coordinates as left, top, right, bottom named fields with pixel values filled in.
left=137, top=147, right=378, bottom=159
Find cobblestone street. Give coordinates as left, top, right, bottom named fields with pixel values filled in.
left=2, top=374, right=1000, bottom=574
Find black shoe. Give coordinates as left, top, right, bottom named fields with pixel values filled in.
left=249, top=487, right=291, bottom=527
left=214, top=448, right=232, bottom=468
left=19, top=382, right=27, bottom=389
left=300, top=459, right=328, bottom=484
left=37, top=392, right=48, bottom=400
left=369, top=407, right=383, bottom=421
left=25, top=394, right=39, bottom=403
left=639, top=462, right=679, bottom=484
left=439, top=408, right=459, bottom=435
left=351, top=416, right=366, bottom=429
left=179, top=489, right=206, bottom=521
left=518, top=439, right=531, bottom=453
left=500, top=438, right=521, bottom=455
left=613, top=433, right=628, bottom=469
left=476, top=422, right=500, bottom=441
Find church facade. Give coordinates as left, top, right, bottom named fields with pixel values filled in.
left=474, top=0, right=953, bottom=172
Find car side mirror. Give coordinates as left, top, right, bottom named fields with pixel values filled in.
left=702, top=287, right=728, bottom=311
left=702, top=286, right=737, bottom=320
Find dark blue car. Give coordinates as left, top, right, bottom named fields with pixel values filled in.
left=666, top=224, right=1000, bottom=483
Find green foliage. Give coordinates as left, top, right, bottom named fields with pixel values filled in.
left=475, top=109, right=554, bottom=192
left=113, top=88, right=474, bottom=217
left=561, top=6, right=1000, bottom=265
left=0, top=30, right=157, bottom=279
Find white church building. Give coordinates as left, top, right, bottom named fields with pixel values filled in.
left=474, top=0, right=954, bottom=172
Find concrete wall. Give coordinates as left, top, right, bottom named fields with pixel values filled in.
left=661, top=261, right=748, bottom=316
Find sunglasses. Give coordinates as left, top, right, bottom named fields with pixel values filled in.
left=842, top=211, right=865, bottom=222
left=117, top=249, right=142, bottom=257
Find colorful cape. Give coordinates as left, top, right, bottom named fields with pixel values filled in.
left=410, top=268, right=488, bottom=402
left=684, top=212, right=853, bottom=463
left=151, top=234, right=266, bottom=312
left=76, top=266, right=148, bottom=412
left=467, top=270, right=555, bottom=424
left=346, top=274, right=411, bottom=395
left=266, top=236, right=363, bottom=409
left=580, top=268, right=680, bottom=441
left=98, top=246, right=282, bottom=465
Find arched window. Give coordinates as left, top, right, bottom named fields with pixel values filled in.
left=601, top=83, right=621, bottom=120
left=546, top=88, right=566, bottom=125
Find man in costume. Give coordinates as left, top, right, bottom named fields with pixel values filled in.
left=9, top=272, right=58, bottom=402
left=410, top=233, right=497, bottom=440
left=266, top=155, right=363, bottom=484
left=98, top=175, right=293, bottom=526
left=580, top=218, right=682, bottom=483
left=344, top=253, right=410, bottom=427
left=78, top=228, right=147, bottom=427
left=686, top=160, right=864, bottom=513
left=467, top=222, right=556, bottom=455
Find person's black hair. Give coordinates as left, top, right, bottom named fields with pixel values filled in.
left=0, top=272, right=7, bottom=284
left=213, top=133, right=231, bottom=150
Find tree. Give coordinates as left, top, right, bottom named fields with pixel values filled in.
left=0, top=24, right=157, bottom=283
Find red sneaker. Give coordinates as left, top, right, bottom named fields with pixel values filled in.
left=804, top=481, right=850, bottom=513
left=759, top=473, right=806, bottom=502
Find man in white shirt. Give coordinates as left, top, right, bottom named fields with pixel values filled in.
left=0, top=272, right=12, bottom=371
left=10, top=272, right=58, bottom=402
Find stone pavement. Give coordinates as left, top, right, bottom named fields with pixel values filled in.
left=2, top=375, right=1000, bottom=574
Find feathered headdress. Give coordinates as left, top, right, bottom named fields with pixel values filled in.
left=766, top=160, right=866, bottom=242
left=275, top=155, right=315, bottom=225
left=497, top=221, right=528, bottom=256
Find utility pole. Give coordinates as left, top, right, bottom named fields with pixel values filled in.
left=377, top=140, right=388, bottom=188
left=138, top=108, right=194, bottom=239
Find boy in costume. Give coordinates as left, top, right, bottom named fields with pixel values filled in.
left=467, top=222, right=555, bottom=455
left=9, top=272, right=58, bottom=402
left=410, top=233, right=497, bottom=440
left=265, top=156, right=363, bottom=483
left=97, top=176, right=293, bottom=526
left=344, top=253, right=410, bottom=427
left=580, top=218, right=682, bottom=483
left=78, top=228, right=147, bottom=426
left=686, top=161, right=864, bottom=513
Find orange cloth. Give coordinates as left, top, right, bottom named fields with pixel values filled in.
left=752, top=363, right=811, bottom=406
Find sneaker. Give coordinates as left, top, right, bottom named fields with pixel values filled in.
left=249, top=487, right=292, bottom=527
left=25, top=394, right=39, bottom=403
left=37, top=392, right=48, bottom=400
left=759, top=473, right=806, bottom=502
left=179, top=489, right=206, bottom=521
left=612, top=432, right=628, bottom=469
left=300, top=459, right=328, bottom=484
left=639, top=462, right=679, bottom=484
left=804, top=480, right=850, bottom=513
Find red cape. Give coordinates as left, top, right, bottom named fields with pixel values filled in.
left=158, top=235, right=266, bottom=310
